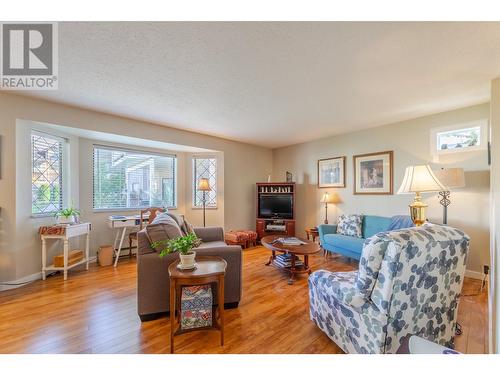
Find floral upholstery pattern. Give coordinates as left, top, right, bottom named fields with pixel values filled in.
left=181, top=285, right=213, bottom=329
left=336, top=214, right=363, bottom=238
left=309, top=224, right=470, bottom=354
left=224, top=231, right=249, bottom=243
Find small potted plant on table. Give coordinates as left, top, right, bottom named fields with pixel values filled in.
left=54, top=207, right=80, bottom=225
left=152, top=233, right=200, bottom=269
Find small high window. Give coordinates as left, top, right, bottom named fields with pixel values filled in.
left=431, top=120, right=487, bottom=154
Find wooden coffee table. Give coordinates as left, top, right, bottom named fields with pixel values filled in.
left=168, top=256, right=227, bottom=353
left=261, top=235, right=320, bottom=284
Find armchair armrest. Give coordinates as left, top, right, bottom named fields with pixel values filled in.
left=318, top=224, right=337, bottom=240
left=309, top=270, right=367, bottom=310
left=193, top=226, right=224, bottom=242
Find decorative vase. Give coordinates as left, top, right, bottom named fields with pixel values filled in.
left=179, top=251, right=196, bottom=268
left=57, top=215, right=76, bottom=225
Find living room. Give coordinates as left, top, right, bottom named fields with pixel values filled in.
left=1, top=2, right=500, bottom=373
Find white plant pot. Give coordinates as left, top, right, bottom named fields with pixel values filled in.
left=179, top=251, right=196, bottom=268
left=57, top=215, right=76, bottom=225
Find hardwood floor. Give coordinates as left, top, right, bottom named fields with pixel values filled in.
left=0, top=247, right=488, bottom=354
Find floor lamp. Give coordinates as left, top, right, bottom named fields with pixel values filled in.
left=320, top=192, right=339, bottom=224
left=433, top=168, right=465, bottom=225
left=197, top=178, right=211, bottom=227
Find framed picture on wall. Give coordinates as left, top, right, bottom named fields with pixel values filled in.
left=318, top=156, right=346, bottom=188
left=353, top=151, right=393, bottom=195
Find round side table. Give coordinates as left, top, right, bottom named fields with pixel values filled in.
left=168, top=255, right=227, bottom=353
left=305, top=227, right=319, bottom=243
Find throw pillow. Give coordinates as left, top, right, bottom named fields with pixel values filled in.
left=150, top=212, right=173, bottom=225
left=146, top=214, right=183, bottom=245
left=336, top=214, right=363, bottom=237
left=166, top=213, right=196, bottom=236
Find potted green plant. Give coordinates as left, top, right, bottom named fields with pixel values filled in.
left=54, top=207, right=80, bottom=225
left=152, top=233, right=200, bottom=269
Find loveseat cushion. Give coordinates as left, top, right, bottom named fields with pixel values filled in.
left=362, top=215, right=392, bottom=238
left=323, top=233, right=365, bottom=252
left=337, top=214, right=363, bottom=237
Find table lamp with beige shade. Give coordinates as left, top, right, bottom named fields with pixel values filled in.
left=433, top=168, right=466, bottom=225
left=397, top=165, right=445, bottom=226
left=320, top=192, right=340, bottom=224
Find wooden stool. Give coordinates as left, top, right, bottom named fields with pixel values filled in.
left=168, top=256, right=227, bottom=354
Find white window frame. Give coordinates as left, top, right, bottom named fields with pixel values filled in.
left=430, top=119, right=488, bottom=155
left=192, top=155, right=218, bottom=209
left=92, top=145, right=177, bottom=211
left=31, top=130, right=68, bottom=217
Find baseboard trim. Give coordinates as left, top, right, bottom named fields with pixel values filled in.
left=0, top=262, right=487, bottom=291
left=0, top=272, right=42, bottom=291
left=465, top=269, right=485, bottom=280
left=0, top=256, right=98, bottom=292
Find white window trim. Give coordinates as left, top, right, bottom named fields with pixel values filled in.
left=430, top=119, right=488, bottom=155
left=92, top=144, right=178, bottom=212
left=192, top=155, right=218, bottom=209
left=30, top=130, right=69, bottom=218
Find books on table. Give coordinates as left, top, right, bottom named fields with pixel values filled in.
left=272, top=237, right=307, bottom=246
left=273, top=253, right=304, bottom=268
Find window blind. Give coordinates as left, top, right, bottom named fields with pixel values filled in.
left=93, top=145, right=176, bottom=210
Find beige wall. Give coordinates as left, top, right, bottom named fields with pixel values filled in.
left=0, top=92, right=273, bottom=282
left=490, top=78, right=499, bottom=353
left=273, top=103, right=491, bottom=275
left=0, top=91, right=492, bottom=284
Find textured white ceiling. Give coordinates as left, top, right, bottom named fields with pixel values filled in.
left=17, top=22, right=500, bottom=148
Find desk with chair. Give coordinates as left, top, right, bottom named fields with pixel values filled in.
left=107, top=207, right=164, bottom=267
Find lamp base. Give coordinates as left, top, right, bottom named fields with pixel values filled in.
left=409, top=192, right=427, bottom=226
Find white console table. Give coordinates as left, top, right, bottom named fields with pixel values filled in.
left=40, top=222, right=91, bottom=281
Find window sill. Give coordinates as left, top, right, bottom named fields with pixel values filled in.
left=93, top=207, right=178, bottom=213
left=31, top=214, right=57, bottom=219
left=191, top=206, right=218, bottom=210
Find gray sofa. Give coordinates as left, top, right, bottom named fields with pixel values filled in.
left=137, top=226, right=242, bottom=321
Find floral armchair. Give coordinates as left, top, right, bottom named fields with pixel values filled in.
left=308, top=224, right=470, bottom=354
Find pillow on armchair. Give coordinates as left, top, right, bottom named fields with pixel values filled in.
left=336, top=214, right=363, bottom=238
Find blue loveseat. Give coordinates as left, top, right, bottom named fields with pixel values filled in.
left=319, top=215, right=413, bottom=260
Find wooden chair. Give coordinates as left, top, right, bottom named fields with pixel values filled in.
left=128, top=207, right=165, bottom=257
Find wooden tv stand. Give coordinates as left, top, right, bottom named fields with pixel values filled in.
left=256, top=182, right=296, bottom=240
left=256, top=218, right=295, bottom=240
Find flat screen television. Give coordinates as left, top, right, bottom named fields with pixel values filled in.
left=259, top=194, right=293, bottom=219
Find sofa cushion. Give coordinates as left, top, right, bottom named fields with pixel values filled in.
left=362, top=215, right=392, bottom=239
left=146, top=214, right=183, bottom=246
left=197, top=240, right=228, bottom=249
left=337, top=214, right=363, bottom=237
left=323, top=233, right=365, bottom=252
